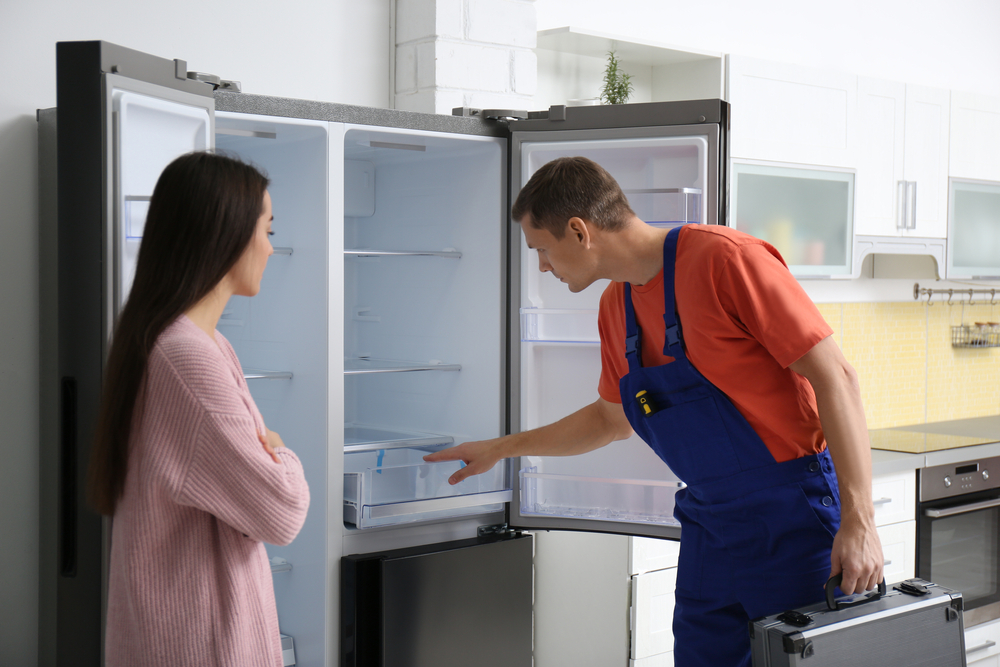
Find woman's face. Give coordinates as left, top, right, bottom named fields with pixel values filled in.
left=230, top=190, right=274, bottom=297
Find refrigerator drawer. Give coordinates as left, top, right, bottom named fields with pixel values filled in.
left=344, top=446, right=509, bottom=528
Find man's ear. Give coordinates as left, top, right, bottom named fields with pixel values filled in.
left=566, top=217, right=591, bottom=246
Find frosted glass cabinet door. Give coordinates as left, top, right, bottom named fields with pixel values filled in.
left=947, top=179, right=1000, bottom=279
left=731, top=161, right=855, bottom=278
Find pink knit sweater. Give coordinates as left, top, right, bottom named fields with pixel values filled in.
left=105, top=315, right=310, bottom=667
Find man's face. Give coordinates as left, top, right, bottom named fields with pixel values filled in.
left=519, top=215, right=596, bottom=293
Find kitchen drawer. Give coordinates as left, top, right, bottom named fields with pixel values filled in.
left=967, top=618, right=1000, bottom=665
left=631, top=567, right=677, bottom=660
left=872, top=469, right=916, bottom=526
left=877, top=520, right=916, bottom=583
left=629, top=537, right=680, bottom=575
left=631, top=652, right=674, bottom=667
left=968, top=655, right=999, bottom=667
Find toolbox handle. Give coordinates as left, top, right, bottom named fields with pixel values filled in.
left=825, top=575, right=887, bottom=611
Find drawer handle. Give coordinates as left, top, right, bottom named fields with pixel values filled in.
left=883, top=559, right=892, bottom=566
left=967, top=640, right=997, bottom=655
left=872, top=497, right=892, bottom=506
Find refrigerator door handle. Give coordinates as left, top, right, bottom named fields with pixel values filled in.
left=60, top=377, right=78, bottom=577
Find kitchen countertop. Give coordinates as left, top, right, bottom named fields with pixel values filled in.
left=869, top=415, right=1000, bottom=476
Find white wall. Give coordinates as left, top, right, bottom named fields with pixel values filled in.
left=536, top=0, right=1000, bottom=97
left=0, top=1, right=389, bottom=664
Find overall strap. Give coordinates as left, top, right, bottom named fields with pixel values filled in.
left=623, top=283, right=643, bottom=371
left=662, top=225, right=686, bottom=356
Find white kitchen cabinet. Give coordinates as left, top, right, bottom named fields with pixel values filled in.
left=877, top=520, right=916, bottom=583
left=631, top=565, right=678, bottom=663
left=872, top=469, right=917, bottom=527
left=727, top=55, right=857, bottom=168
left=951, top=91, right=1000, bottom=183
left=856, top=78, right=950, bottom=238
left=871, top=469, right=917, bottom=584
left=630, top=536, right=680, bottom=575
left=966, top=618, right=1000, bottom=666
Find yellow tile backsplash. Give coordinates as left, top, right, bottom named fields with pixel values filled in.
left=820, top=301, right=1000, bottom=430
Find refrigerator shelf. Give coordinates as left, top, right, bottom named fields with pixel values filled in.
left=519, top=468, right=684, bottom=527
left=345, top=358, right=462, bottom=374
left=345, top=248, right=462, bottom=258
left=344, top=446, right=508, bottom=528
left=344, top=424, right=455, bottom=453
left=243, top=369, right=293, bottom=380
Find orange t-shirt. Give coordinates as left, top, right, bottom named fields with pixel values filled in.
left=597, top=224, right=834, bottom=464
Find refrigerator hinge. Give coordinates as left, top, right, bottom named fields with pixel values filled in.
left=452, top=107, right=528, bottom=122
left=478, top=523, right=521, bottom=539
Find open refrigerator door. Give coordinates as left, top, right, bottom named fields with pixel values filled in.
left=507, top=104, right=728, bottom=540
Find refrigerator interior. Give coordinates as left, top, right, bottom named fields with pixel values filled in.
left=113, top=83, right=212, bottom=308
left=214, top=111, right=334, bottom=667
left=515, top=135, right=711, bottom=529
left=341, top=127, right=510, bottom=532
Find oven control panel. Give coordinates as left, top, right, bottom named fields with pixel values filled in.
left=919, top=455, right=1000, bottom=502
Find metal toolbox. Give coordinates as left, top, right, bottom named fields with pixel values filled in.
left=751, top=578, right=966, bottom=666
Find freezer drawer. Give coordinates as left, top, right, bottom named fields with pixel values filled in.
left=341, top=533, right=533, bottom=667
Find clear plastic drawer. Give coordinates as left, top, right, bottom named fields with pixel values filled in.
left=344, top=445, right=509, bottom=529
left=519, top=466, right=683, bottom=526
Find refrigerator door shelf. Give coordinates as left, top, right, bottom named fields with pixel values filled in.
left=344, top=447, right=508, bottom=528
left=344, top=424, right=454, bottom=453
left=344, top=248, right=463, bottom=258
left=519, top=467, right=685, bottom=527
left=344, top=357, right=461, bottom=374
left=520, top=308, right=599, bottom=343
left=621, top=187, right=703, bottom=228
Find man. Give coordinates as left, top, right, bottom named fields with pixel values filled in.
left=425, top=156, right=882, bottom=666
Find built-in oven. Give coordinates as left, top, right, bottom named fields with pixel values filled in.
left=918, top=455, right=1000, bottom=627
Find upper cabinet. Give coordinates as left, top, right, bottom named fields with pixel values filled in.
left=855, top=79, right=951, bottom=238
left=727, top=55, right=857, bottom=168
left=950, top=91, right=1000, bottom=183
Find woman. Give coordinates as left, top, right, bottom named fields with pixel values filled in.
left=88, top=151, right=310, bottom=667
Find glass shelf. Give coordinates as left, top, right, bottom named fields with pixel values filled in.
left=243, top=369, right=293, bottom=380
left=519, top=467, right=685, bottom=526
left=344, top=249, right=462, bottom=258
left=344, top=446, right=509, bottom=528
left=344, top=358, right=461, bottom=375
left=344, top=424, right=454, bottom=453
left=520, top=308, right=599, bottom=343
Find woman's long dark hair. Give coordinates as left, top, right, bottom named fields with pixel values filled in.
left=88, top=151, right=270, bottom=515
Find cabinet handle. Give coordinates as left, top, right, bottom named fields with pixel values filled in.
left=967, top=640, right=997, bottom=655
left=872, top=497, right=892, bottom=506
left=883, top=559, right=892, bottom=566
left=896, top=180, right=908, bottom=230
left=907, top=181, right=918, bottom=230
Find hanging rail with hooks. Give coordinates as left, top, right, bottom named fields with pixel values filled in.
left=913, top=283, right=998, bottom=306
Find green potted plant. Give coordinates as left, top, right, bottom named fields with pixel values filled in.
left=600, top=50, right=634, bottom=105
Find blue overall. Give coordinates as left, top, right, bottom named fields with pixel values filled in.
left=619, top=226, right=841, bottom=667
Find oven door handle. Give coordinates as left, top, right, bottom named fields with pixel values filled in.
left=924, top=497, right=1000, bottom=518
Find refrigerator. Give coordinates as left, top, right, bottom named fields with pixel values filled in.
left=39, top=40, right=729, bottom=667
